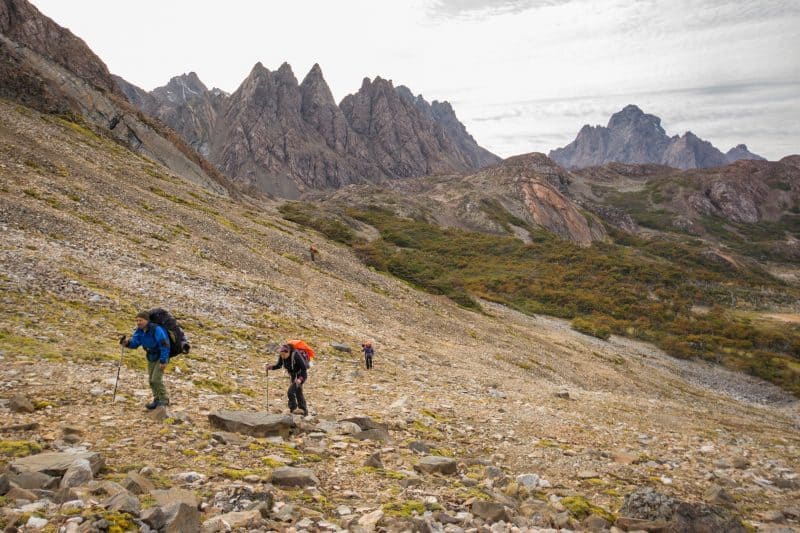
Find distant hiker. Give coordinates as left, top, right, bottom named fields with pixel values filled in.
left=266, top=343, right=309, bottom=416
left=309, top=245, right=319, bottom=262
left=361, top=341, right=375, bottom=370
left=120, top=310, right=170, bottom=409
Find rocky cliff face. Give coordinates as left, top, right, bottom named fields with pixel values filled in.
left=0, top=0, right=119, bottom=96
left=119, top=66, right=500, bottom=196
left=0, top=0, right=235, bottom=195
left=323, top=152, right=605, bottom=245
left=550, top=105, right=765, bottom=170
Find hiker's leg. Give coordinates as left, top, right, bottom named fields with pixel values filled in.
left=287, top=383, right=297, bottom=411
left=148, top=360, right=158, bottom=399
left=296, top=384, right=307, bottom=412
left=150, top=361, right=169, bottom=404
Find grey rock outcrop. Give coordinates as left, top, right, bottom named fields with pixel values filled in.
left=550, top=104, right=764, bottom=170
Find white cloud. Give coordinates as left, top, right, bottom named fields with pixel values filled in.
left=30, top=0, right=800, bottom=160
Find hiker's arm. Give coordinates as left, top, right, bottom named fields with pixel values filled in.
left=297, top=357, right=308, bottom=383
left=155, top=327, right=170, bottom=364
left=268, top=355, right=284, bottom=371
left=126, top=330, right=142, bottom=349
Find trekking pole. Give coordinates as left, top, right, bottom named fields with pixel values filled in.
left=265, top=368, right=269, bottom=412
left=112, top=344, right=124, bottom=403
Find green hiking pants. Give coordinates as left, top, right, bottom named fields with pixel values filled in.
left=147, top=360, right=169, bottom=404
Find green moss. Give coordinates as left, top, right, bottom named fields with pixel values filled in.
left=102, top=511, right=136, bottom=533
left=419, top=408, right=448, bottom=421
left=221, top=468, right=266, bottom=480
left=561, top=495, right=615, bottom=522
left=382, top=499, right=425, bottom=518
left=260, top=457, right=285, bottom=468
left=0, top=440, right=43, bottom=458
left=355, top=466, right=407, bottom=479
left=192, top=378, right=234, bottom=394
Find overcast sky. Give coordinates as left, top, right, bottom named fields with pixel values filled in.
left=32, top=0, right=800, bottom=160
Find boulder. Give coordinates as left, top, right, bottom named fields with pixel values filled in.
left=9, top=394, right=35, bottom=413
left=620, top=487, right=745, bottom=533
left=163, top=501, right=200, bottom=533
left=471, top=501, right=508, bottom=522
left=358, top=509, right=384, bottom=532
left=365, top=452, right=383, bottom=469
left=201, top=509, right=261, bottom=532
left=152, top=488, right=199, bottom=508
left=408, top=441, right=431, bottom=454
left=270, top=467, right=319, bottom=487
left=208, top=411, right=295, bottom=438
left=414, top=456, right=458, bottom=475
left=25, top=516, right=49, bottom=529
left=353, top=428, right=392, bottom=443
left=5, top=484, right=38, bottom=502
left=60, top=459, right=94, bottom=489
left=9, top=471, right=58, bottom=490
left=121, top=470, right=155, bottom=495
left=0, top=473, right=9, bottom=495
left=583, top=514, right=610, bottom=532
left=330, top=343, right=352, bottom=353
left=10, top=451, right=104, bottom=477
left=704, top=484, right=736, bottom=508
left=210, top=431, right=245, bottom=446
left=103, top=490, right=141, bottom=516
left=339, top=416, right=388, bottom=431
left=141, top=506, right=167, bottom=531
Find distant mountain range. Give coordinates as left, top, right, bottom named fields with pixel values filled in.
left=115, top=66, right=500, bottom=197
left=549, top=104, right=765, bottom=170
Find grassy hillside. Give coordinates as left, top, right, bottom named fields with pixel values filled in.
left=281, top=203, right=800, bottom=395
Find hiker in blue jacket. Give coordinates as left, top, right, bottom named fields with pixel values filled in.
left=120, top=310, right=170, bottom=409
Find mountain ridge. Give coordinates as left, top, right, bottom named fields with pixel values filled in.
left=550, top=104, right=765, bottom=170
left=116, top=65, right=501, bottom=197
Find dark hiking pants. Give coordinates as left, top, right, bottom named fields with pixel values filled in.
left=288, top=382, right=307, bottom=412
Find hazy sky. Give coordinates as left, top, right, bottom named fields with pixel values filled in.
left=32, top=0, right=800, bottom=160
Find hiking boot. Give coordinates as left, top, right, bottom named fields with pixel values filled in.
left=301, top=408, right=309, bottom=417
left=145, top=400, right=159, bottom=410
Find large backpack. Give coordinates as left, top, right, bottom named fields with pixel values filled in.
left=287, top=339, right=314, bottom=367
left=149, top=308, right=190, bottom=358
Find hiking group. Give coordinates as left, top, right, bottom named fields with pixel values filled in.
left=120, top=310, right=375, bottom=417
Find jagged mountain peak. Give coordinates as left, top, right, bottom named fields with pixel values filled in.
left=117, top=60, right=498, bottom=195
left=551, top=105, right=764, bottom=170
left=300, top=63, right=335, bottom=106
left=152, top=72, right=210, bottom=104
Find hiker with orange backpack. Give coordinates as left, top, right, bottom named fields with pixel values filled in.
left=361, top=341, right=375, bottom=370
left=265, top=341, right=313, bottom=416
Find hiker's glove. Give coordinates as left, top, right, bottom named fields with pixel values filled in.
left=119, top=335, right=128, bottom=347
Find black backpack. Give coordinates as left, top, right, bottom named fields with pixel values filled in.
left=148, top=308, right=190, bottom=358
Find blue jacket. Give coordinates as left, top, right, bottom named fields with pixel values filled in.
left=128, top=323, right=170, bottom=363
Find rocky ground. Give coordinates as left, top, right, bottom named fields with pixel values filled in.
left=1, top=99, right=799, bottom=532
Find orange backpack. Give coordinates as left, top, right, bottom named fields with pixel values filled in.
left=287, top=340, right=315, bottom=364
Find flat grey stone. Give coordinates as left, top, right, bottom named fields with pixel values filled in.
left=414, top=456, right=458, bottom=475
left=10, top=451, right=104, bottom=477
left=270, top=467, right=319, bottom=487
left=208, top=411, right=295, bottom=438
